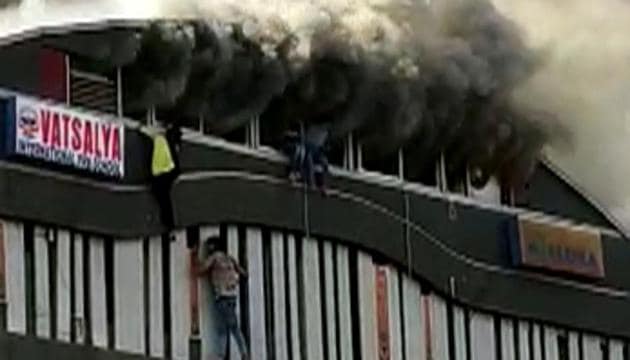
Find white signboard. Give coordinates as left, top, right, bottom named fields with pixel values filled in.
left=12, top=96, right=124, bottom=178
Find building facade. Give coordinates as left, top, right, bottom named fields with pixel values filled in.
left=0, top=23, right=628, bottom=360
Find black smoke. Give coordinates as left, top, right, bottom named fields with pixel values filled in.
left=115, top=0, right=568, bottom=188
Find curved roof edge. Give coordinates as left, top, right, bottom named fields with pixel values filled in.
left=539, top=154, right=629, bottom=237
left=0, top=18, right=147, bottom=47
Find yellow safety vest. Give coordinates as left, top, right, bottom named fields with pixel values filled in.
left=151, top=135, right=175, bottom=176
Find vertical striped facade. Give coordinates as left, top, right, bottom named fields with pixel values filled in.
left=0, top=219, right=627, bottom=360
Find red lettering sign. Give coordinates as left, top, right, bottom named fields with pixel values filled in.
left=62, top=114, right=71, bottom=149
left=14, top=96, right=125, bottom=178
left=40, top=109, right=52, bottom=145
left=51, top=112, right=61, bottom=148
left=112, top=127, right=121, bottom=161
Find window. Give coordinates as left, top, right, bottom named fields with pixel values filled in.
left=359, top=142, right=401, bottom=178
left=326, top=136, right=346, bottom=168
left=403, top=149, right=439, bottom=187
left=222, top=125, right=249, bottom=145
left=69, top=56, right=118, bottom=115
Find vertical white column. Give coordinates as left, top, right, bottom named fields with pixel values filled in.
left=583, top=334, right=603, bottom=360
left=148, top=236, right=164, bottom=358
left=302, top=237, right=323, bottom=360
left=387, top=269, right=403, bottom=360
left=532, top=324, right=542, bottom=360
left=610, top=339, right=624, bottom=360
left=227, top=226, right=242, bottom=360
left=198, top=226, right=220, bottom=360
left=73, top=235, right=85, bottom=344
left=170, top=231, right=191, bottom=360
left=274, top=233, right=290, bottom=354
left=336, top=245, right=353, bottom=360
left=518, top=322, right=531, bottom=360
left=247, top=228, right=267, bottom=360
left=287, top=234, right=302, bottom=360
left=56, top=230, right=71, bottom=342
left=114, top=239, right=145, bottom=354
left=544, top=326, right=559, bottom=360
left=358, top=252, right=377, bottom=360
left=323, top=242, right=338, bottom=360
left=430, top=295, right=450, bottom=360
left=89, top=236, right=108, bottom=349
left=4, top=221, right=26, bottom=334
left=470, top=312, right=496, bottom=360
left=402, top=275, right=425, bottom=360
left=501, top=319, right=516, bottom=360
left=453, top=306, right=467, bottom=360
left=34, top=227, right=51, bottom=338
left=271, top=232, right=289, bottom=360
left=568, top=331, right=580, bottom=360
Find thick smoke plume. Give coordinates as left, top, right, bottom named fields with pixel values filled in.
left=4, top=0, right=569, bottom=188
left=116, top=0, right=567, bottom=188
left=492, top=0, right=630, bottom=230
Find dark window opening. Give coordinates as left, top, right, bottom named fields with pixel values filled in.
left=500, top=183, right=514, bottom=206
left=259, top=115, right=296, bottom=150
left=403, top=151, right=438, bottom=187
left=513, top=183, right=530, bottom=208
left=123, top=107, right=149, bottom=125
left=446, top=167, right=468, bottom=195
left=69, top=55, right=118, bottom=115
left=445, top=152, right=468, bottom=194
left=326, top=136, right=345, bottom=168
left=223, top=125, right=248, bottom=145
left=361, top=145, right=400, bottom=177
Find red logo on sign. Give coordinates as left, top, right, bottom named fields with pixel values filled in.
left=18, top=106, right=38, bottom=139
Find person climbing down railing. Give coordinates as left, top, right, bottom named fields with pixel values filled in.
left=283, top=124, right=330, bottom=193
left=194, top=236, right=250, bottom=360
left=150, top=124, right=182, bottom=230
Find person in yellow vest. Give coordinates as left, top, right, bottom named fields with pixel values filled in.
left=151, top=124, right=182, bottom=230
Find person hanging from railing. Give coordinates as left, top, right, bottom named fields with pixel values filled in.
left=282, top=129, right=303, bottom=183
left=194, top=236, right=249, bottom=360
left=283, top=123, right=330, bottom=192
left=150, top=123, right=182, bottom=230
left=304, top=123, right=330, bottom=193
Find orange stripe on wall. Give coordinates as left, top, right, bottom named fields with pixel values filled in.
left=376, top=266, right=390, bottom=360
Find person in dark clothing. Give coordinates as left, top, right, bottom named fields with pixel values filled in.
left=283, top=124, right=330, bottom=191
left=150, top=124, right=182, bottom=230
left=303, top=124, right=329, bottom=191
left=283, top=130, right=303, bottom=182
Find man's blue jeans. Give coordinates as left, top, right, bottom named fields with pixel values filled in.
left=214, top=296, right=248, bottom=359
